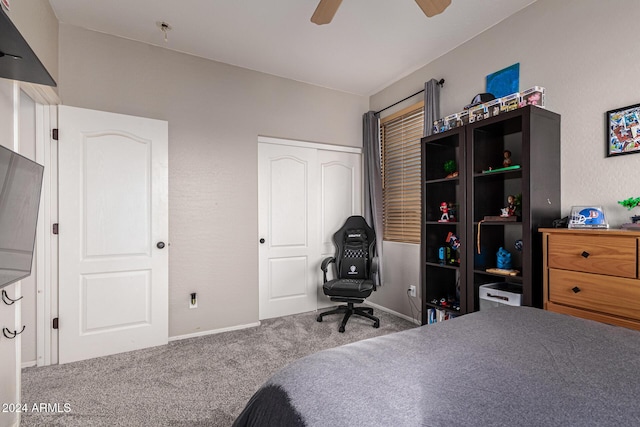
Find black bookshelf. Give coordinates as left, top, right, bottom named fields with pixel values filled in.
left=421, top=106, right=561, bottom=325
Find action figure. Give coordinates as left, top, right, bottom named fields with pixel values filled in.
left=501, top=195, right=517, bottom=217
left=446, top=231, right=460, bottom=250
left=438, top=202, right=449, bottom=222
left=496, top=247, right=513, bottom=269
left=503, top=150, right=512, bottom=168
left=506, top=195, right=516, bottom=216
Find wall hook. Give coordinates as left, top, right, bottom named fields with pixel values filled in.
left=3, top=325, right=26, bottom=339
left=2, top=289, right=23, bottom=305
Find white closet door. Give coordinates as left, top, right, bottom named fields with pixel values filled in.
left=317, top=150, right=362, bottom=308
left=258, top=139, right=361, bottom=319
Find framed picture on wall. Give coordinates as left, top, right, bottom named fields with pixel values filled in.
left=486, top=63, right=519, bottom=98
left=606, top=103, right=640, bottom=157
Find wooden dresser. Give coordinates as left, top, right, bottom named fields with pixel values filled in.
left=540, top=228, right=640, bottom=331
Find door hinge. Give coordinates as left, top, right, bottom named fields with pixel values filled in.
left=52, top=223, right=58, bottom=235
left=52, top=129, right=58, bottom=140
left=52, top=317, right=59, bottom=329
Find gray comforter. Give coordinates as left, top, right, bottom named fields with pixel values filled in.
left=234, top=306, right=640, bottom=426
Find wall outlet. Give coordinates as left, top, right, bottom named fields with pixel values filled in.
left=409, top=285, right=417, bottom=298
left=190, top=292, right=197, bottom=309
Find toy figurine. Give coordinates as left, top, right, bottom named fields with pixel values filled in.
left=501, top=195, right=517, bottom=217
left=503, top=150, right=512, bottom=168
left=507, top=195, right=516, bottom=216
left=438, top=202, right=449, bottom=222
left=447, top=202, right=457, bottom=222
left=446, top=231, right=461, bottom=251
left=514, top=239, right=523, bottom=252
left=496, top=247, right=512, bottom=269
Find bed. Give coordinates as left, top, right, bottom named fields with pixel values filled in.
left=233, top=306, right=640, bottom=426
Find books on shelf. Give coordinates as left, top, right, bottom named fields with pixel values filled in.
left=427, top=308, right=458, bottom=325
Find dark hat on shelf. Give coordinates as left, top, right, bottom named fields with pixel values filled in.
left=464, top=93, right=496, bottom=110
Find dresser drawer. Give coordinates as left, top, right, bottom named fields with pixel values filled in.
left=547, top=234, right=637, bottom=278
left=548, top=268, right=640, bottom=321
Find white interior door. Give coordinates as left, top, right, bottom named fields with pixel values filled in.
left=58, top=106, right=168, bottom=364
left=258, top=138, right=361, bottom=319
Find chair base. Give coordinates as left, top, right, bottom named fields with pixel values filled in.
left=316, top=302, right=380, bottom=333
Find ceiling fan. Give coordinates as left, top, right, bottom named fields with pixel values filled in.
left=311, top=0, right=452, bottom=25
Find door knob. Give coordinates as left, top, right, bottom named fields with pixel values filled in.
left=259, top=238, right=265, bottom=244
left=157, top=242, right=166, bottom=249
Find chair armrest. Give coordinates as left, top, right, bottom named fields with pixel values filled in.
left=371, top=257, right=379, bottom=290
left=321, top=257, right=336, bottom=283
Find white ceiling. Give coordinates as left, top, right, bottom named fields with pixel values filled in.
left=48, top=0, right=537, bottom=96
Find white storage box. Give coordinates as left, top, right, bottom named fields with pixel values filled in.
left=500, top=93, right=520, bottom=112
left=444, top=113, right=459, bottom=130
left=457, top=110, right=469, bottom=126
left=469, top=104, right=487, bottom=123
left=479, top=282, right=522, bottom=310
left=432, top=118, right=445, bottom=134
left=485, top=98, right=502, bottom=117
left=520, top=86, right=545, bottom=108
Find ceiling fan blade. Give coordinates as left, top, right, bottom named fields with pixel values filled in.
left=311, top=0, right=343, bottom=25
left=0, top=51, right=22, bottom=60
left=415, top=0, right=451, bottom=18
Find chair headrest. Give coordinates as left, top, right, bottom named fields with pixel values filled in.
left=334, top=216, right=375, bottom=246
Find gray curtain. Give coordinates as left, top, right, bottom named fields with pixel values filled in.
left=363, top=111, right=384, bottom=287
left=423, top=78, right=441, bottom=137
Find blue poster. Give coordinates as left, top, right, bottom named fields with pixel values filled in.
left=486, top=63, right=519, bottom=98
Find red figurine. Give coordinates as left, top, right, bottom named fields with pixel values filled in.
left=439, top=202, right=449, bottom=222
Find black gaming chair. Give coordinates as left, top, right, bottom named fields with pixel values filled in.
left=316, top=216, right=380, bottom=333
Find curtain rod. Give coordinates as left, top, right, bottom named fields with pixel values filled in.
left=374, top=78, right=444, bottom=115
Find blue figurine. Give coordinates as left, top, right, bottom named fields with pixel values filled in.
left=496, top=247, right=512, bottom=269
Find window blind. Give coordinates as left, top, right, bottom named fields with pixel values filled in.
left=380, top=101, right=424, bottom=244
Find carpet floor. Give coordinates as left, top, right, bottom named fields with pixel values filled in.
left=21, top=308, right=416, bottom=426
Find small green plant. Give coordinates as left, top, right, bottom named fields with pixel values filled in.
left=514, top=193, right=522, bottom=209
left=618, top=197, right=640, bottom=210
left=443, top=160, right=457, bottom=174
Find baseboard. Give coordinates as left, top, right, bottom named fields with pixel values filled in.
left=168, top=305, right=420, bottom=342
left=364, top=301, right=421, bottom=325
left=22, top=360, right=37, bottom=369
left=168, top=321, right=261, bottom=342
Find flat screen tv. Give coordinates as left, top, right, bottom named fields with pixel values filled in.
left=0, top=143, right=44, bottom=290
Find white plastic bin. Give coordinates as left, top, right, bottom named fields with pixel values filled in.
left=479, top=282, right=522, bottom=310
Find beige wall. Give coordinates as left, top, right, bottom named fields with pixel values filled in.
left=58, top=23, right=368, bottom=337
left=7, top=0, right=59, bottom=85
left=369, top=0, right=640, bottom=317
left=14, top=0, right=637, bottom=341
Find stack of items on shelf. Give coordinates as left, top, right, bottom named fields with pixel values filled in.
left=432, top=86, right=545, bottom=134
left=426, top=307, right=458, bottom=324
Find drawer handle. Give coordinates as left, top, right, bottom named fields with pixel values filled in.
left=581, top=251, right=590, bottom=258
left=572, top=286, right=581, bottom=293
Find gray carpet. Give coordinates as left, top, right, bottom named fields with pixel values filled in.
left=21, top=308, right=416, bottom=426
